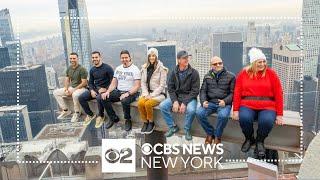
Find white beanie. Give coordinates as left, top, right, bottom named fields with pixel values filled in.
left=248, top=48, right=266, bottom=64
left=147, top=48, right=158, bottom=58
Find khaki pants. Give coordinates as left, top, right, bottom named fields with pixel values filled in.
left=53, top=87, right=86, bottom=112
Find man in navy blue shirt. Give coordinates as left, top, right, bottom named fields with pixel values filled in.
left=79, top=51, right=114, bottom=128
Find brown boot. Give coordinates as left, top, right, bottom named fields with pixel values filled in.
left=205, top=135, right=213, bottom=144
left=214, top=137, right=221, bottom=144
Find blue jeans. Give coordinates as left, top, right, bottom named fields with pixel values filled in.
left=196, top=102, right=231, bottom=138
left=159, top=98, right=197, bottom=132
left=239, top=106, right=276, bottom=139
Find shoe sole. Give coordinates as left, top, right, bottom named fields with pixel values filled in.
left=71, top=118, right=80, bottom=123
left=95, top=122, right=103, bottom=128
left=165, top=127, right=179, bottom=137
left=105, top=122, right=114, bottom=129
left=95, top=117, right=105, bottom=128
left=144, top=126, right=155, bottom=135
left=241, top=142, right=255, bottom=152
left=83, top=115, right=97, bottom=126
left=185, top=136, right=192, bottom=141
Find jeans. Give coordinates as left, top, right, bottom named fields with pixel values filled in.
left=159, top=98, right=197, bottom=132
left=99, top=89, right=138, bottom=121
left=239, top=106, right=276, bottom=139
left=196, top=102, right=231, bottom=138
left=78, top=89, right=105, bottom=117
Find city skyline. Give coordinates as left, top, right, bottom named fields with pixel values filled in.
left=1, top=1, right=319, bottom=179
left=3, top=0, right=303, bottom=37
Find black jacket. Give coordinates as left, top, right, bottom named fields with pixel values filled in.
left=200, top=68, right=235, bottom=106
left=168, top=64, right=200, bottom=105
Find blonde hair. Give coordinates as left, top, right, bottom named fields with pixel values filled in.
left=245, top=61, right=267, bottom=79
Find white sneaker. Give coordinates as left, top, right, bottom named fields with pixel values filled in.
left=57, top=110, right=72, bottom=119
left=83, top=114, right=97, bottom=126
left=71, top=113, right=81, bottom=122
left=95, top=116, right=105, bottom=128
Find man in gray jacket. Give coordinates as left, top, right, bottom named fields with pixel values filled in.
left=159, top=50, right=200, bottom=141
left=196, top=56, right=235, bottom=144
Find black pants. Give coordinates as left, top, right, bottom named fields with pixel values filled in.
left=97, top=89, right=138, bottom=122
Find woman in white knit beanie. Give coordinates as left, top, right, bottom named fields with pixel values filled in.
left=232, top=47, right=284, bottom=159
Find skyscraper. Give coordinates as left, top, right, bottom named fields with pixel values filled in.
left=0, top=8, right=23, bottom=67
left=0, top=105, right=32, bottom=143
left=0, top=65, right=54, bottom=136
left=272, top=44, right=302, bottom=110
left=190, top=47, right=212, bottom=83
left=0, top=9, right=14, bottom=45
left=220, top=41, right=243, bottom=75
left=5, top=40, right=24, bottom=66
left=145, top=40, right=177, bottom=71
left=211, top=32, right=242, bottom=57
left=246, top=21, right=257, bottom=47
left=260, top=24, right=271, bottom=47
left=292, top=76, right=317, bottom=133
left=58, top=0, right=92, bottom=72
left=316, top=54, right=320, bottom=132
left=302, top=0, right=320, bottom=77
left=0, top=47, right=10, bottom=69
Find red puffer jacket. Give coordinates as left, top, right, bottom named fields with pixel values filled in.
left=233, top=68, right=283, bottom=116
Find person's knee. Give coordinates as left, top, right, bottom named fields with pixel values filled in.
left=218, top=110, right=230, bottom=120
left=144, top=100, right=156, bottom=109
left=96, top=93, right=102, bottom=101
left=259, top=116, right=274, bottom=128
left=78, top=91, right=89, bottom=102
left=186, top=104, right=196, bottom=115
left=72, top=91, right=82, bottom=100
left=239, top=111, right=253, bottom=123
left=121, top=98, right=131, bottom=106
left=53, top=89, right=58, bottom=96
left=53, top=89, right=62, bottom=96
left=159, top=100, right=170, bottom=111
left=196, top=107, right=206, bottom=118
left=137, top=98, right=146, bottom=108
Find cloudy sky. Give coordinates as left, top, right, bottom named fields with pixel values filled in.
left=2, top=0, right=303, bottom=35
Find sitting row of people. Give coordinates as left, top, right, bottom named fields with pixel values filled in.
left=53, top=47, right=284, bottom=157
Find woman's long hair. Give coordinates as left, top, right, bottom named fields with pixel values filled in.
left=147, top=54, right=158, bottom=68
left=245, top=61, right=267, bottom=79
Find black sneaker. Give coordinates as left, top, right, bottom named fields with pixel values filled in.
left=125, top=119, right=132, bottom=131
left=141, top=122, right=148, bottom=134
left=241, top=137, right=255, bottom=153
left=256, top=142, right=266, bottom=157
left=105, top=119, right=114, bottom=129
left=144, top=122, right=155, bottom=135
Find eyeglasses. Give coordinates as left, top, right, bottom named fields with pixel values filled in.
left=211, top=62, right=223, bottom=66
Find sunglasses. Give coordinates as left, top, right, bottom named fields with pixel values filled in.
left=212, top=62, right=223, bottom=66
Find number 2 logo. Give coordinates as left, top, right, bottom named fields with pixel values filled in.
left=105, top=148, right=133, bottom=164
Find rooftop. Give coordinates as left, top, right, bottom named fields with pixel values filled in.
left=0, top=64, right=42, bottom=72
left=0, top=105, right=27, bottom=112
left=285, top=44, right=302, bottom=51
left=34, top=122, right=86, bottom=140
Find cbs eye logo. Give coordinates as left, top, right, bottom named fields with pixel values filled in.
left=105, top=148, right=132, bottom=164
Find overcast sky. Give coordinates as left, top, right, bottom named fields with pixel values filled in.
left=2, top=0, right=303, bottom=35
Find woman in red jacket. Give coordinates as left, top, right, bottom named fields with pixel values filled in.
left=232, top=48, right=284, bottom=158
